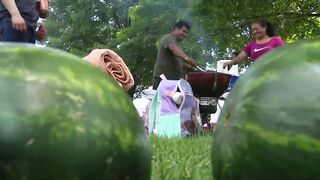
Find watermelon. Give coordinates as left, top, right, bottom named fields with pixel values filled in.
left=212, top=40, right=320, bottom=180
left=0, top=44, right=151, bottom=180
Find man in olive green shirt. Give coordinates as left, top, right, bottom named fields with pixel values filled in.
left=153, top=20, right=197, bottom=90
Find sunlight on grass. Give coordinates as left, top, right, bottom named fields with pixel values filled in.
left=150, top=135, right=213, bottom=180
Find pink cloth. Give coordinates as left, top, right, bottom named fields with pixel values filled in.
left=83, top=49, right=134, bottom=91
left=243, top=36, right=284, bottom=61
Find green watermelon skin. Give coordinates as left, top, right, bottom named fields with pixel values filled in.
left=0, top=44, right=151, bottom=180
left=212, top=40, right=320, bottom=180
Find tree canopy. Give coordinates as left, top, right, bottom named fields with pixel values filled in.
left=46, top=0, right=320, bottom=96
left=193, top=0, right=320, bottom=56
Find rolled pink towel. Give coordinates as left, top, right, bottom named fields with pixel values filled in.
left=83, top=49, right=134, bottom=91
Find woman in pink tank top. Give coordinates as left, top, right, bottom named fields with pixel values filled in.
left=223, top=19, right=284, bottom=69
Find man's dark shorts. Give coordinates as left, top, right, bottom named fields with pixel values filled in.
left=0, top=20, right=35, bottom=43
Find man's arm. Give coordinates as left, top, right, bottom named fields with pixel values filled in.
left=1, top=0, right=26, bottom=32
left=167, top=43, right=197, bottom=66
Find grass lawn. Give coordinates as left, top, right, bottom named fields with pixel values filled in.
left=150, top=134, right=213, bottom=180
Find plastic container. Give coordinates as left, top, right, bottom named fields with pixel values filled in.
left=217, top=60, right=239, bottom=76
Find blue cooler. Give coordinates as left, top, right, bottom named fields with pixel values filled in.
left=217, top=60, right=240, bottom=92
left=227, top=75, right=239, bottom=91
